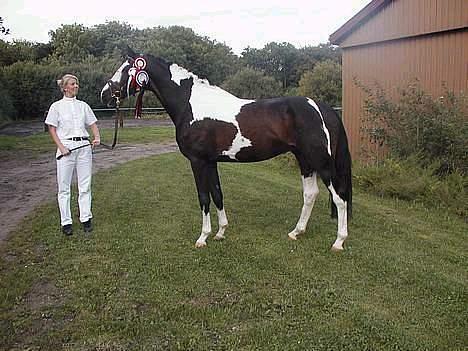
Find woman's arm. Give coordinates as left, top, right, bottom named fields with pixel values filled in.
left=48, top=126, right=69, bottom=156
left=89, top=122, right=101, bottom=146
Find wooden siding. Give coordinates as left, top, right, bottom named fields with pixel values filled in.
left=340, top=0, right=468, bottom=48
left=342, top=29, right=468, bottom=159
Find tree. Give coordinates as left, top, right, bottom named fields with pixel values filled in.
left=0, top=40, right=52, bottom=66
left=0, top=17, right=10, bottom=35
left=222, top=67, right=282, bottom=99
left=49, top=24, right=95, bottom=63
left=295, top=43, right=341, bottom=81
left=298, top=59, right=342, bottom=107
left=241, top=42, right=300, bottom=89
left=136, top=26, right=239, bottom=85
left=90, top=21, right=137, bottom=57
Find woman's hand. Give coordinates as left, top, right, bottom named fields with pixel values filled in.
left=59, top=146, right=70, bottom=156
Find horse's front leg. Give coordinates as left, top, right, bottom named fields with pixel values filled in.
left=191, top=160, right=212, bottom=248
left=207, top=163, right=228, bottom=240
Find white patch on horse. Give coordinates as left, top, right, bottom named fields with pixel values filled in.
left=100, top=61, right=131, bottom=100
left=112, top=61, right=130, bottom=83
left=100, top=85, right=109, bottom=102
left=170, top=64, right=254, bottom=160
left=307, top=98, right=332, bottom=156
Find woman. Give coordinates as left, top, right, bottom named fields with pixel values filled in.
left=45, top=74, right=100, bottom=235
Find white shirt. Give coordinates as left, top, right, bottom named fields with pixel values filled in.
left=45, top=96, right=97, bottom=140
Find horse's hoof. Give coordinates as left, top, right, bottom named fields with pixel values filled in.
left=214, top=234, right=225, bottom=241
left=331, top=245, right=344, bottom=252
left=288, top=233, right=298, bottom=240
left=195, top=241, right=207, bottom=248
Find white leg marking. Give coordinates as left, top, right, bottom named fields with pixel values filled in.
left=288, top=173, right=319, bottom=240
left=328, top=184, right=348, bottom=251
left=195, top=211, right=211, bottom=248
left=214, top=208, right=228, bottom=240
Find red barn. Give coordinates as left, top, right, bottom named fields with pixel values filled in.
left=329, top=0, right=468, bottom=159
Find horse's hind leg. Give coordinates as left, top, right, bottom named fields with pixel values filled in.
left=288, top=172, right=319, bottom=240
left=208, top=163, right=228, bottom=240
left=328, top=183, right=348, bottom=251
left=319, top=169, right=348, bottom=251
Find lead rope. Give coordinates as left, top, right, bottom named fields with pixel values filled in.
left=100, top=91, right=121, bottom=150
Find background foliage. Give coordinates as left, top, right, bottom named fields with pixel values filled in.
left=359, top=81, right=467, bottom=176
left=0, top=21, right=341, bottom=122
left=298, top=59, right=342, bottom=107
left=356, top=81, right=468, bottom=220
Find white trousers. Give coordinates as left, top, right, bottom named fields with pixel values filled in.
left=56, top=141, right=93, bottom=226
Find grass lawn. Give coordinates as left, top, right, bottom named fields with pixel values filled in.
left=0, top=153, right=466, bottom=350
left=0, top=125, right=175, bottom=156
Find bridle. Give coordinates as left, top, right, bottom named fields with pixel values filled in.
left=99, top=56, right=150, bottom=150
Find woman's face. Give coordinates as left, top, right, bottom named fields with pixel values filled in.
left=64, top=78, right=79, bottom=97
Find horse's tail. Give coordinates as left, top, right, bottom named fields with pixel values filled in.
left=330, top=111, right=352, bottom=219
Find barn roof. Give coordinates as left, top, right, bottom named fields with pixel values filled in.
left=329, top=0, right=390, bottom=45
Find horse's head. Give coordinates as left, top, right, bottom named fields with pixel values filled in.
left=100, top=47, right=151, bottom=107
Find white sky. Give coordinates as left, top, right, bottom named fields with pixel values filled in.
left=1, top=0, right=370, bottom=55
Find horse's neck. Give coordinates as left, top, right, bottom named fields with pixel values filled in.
left=160, top=64, right=253, bottom=126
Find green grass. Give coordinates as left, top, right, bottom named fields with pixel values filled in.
left=1, top=153, right=467, bottom=350
left=0, top=126, right=175, bottom=156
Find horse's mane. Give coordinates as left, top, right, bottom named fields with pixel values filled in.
left=146, top=54, right=211, bottom=86
left=168, top=64, right=212, bottom=87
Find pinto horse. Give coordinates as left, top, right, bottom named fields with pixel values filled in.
left=101, top=49, right=352, bottom=251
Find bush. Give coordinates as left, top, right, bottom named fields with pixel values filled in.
left=359, top=81, right=468, bottom=175
left=0, top=61, right=60, bottom=119
left=0, top=71, right=15, bottom=124
left=354, top=157, right=467, bottom=220
left=0, top=56, right=121, bottom=120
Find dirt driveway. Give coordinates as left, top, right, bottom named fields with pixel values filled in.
left=0, top=119, right=177, bottom=245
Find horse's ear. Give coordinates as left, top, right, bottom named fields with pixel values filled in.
left=121, top=44, right=137, bottom=59
left=128, top=47, right=137, bottom=59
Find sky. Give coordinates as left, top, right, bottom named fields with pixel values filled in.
left=1, top=0, right=370, bottom=55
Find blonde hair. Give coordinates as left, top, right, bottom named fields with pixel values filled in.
left=57, top=74, right=79, bottom=92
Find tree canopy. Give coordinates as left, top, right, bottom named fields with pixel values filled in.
left=0, top=17, right=10, bottom=35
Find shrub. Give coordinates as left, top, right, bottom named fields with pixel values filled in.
left=354, top=157, right=467, bottom=220
left=0, top=56, right=121, bottom=119
left=0, top=70, right=15, bottom=124
left=359, top=81, right=467, bottom=175
left=0, top=61, right=60, bottom=119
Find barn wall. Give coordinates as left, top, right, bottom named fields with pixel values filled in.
left=342, top=29, right=468, bottom=159
left=340, top=0, right=468, bottom=48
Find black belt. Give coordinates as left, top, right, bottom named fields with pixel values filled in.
left=67, top=137, right=89, bottom=141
